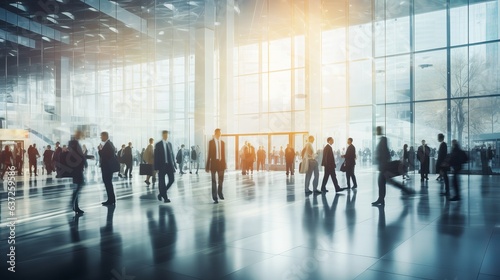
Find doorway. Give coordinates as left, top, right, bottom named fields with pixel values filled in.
left=221, top=131, right=308, bottom=171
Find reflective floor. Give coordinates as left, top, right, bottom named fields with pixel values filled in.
left=1, top=167, right=500, bottom=280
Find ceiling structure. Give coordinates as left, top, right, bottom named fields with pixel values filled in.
left=0, top=0, right=494, bottom=68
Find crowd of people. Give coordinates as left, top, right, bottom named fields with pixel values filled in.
left=297, top=127, right=470, bottom=206
left=0, top=126, right=489, bottom=215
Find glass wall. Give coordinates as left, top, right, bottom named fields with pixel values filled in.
left=1, top=0, right=499, bottom=173
left=0, top=0, right=199, bottom=156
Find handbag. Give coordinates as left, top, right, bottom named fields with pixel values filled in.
left=340, top=161, right=347, bottom=172
left=299, top=158, right=309, bottom=174
left=384, top=160, right=404, bottom=178
left=139, top=163, right=153, bottom=175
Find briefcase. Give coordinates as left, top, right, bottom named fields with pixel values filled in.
left=384, top=160, right=404, bottom=178
left=139, top=163, right=153, bottom=176
left=340, top=161, right=347, bottom=172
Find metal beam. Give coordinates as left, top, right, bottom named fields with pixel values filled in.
left=0, top=7, right=69, bottom=44
left=80, top=0, right=149, bottom=35
left=0, top=28, right=36, bottom=48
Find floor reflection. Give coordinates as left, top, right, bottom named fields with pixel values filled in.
left=148, top=206, right=177, bottom=264
left=0, top=171, right=499, bottom=279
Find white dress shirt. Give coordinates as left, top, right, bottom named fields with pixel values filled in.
left=163, top=140, right=169, bottom=163
left=215, top=139, right=221, bottom=160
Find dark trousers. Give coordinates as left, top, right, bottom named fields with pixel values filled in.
left=71, top=173, right=84, bottom=211
left=246, top=160, right=254, bottom=172
left=71, top=182, right=83, bottom=210
left=1, top=164, right=12, bottom=179
left=377, top=171, right=407, bottom=202
left=158, top=164, right=175, bottom=198
left=241, top=159, right=247, bottom=174
left=44, top=161, right=53, bottom=174
left=439, top=167, right=450, bottom=194
left=420, top=164, right=428, bottom=180
left=257, top=159, right=265, bottom=171
left=124, top=162, right=133, bottom=176
left=102, top=170, right=115, bottom=203
left=16, top=157, right=23, bottom=175
left=321, top=167, right=340, bottom=190
left=346, top=166, right=357, bottom=188
left=211, top=159, right=225, bottom=201
left=286, top=160, right=294, bottom=175
left=29, top=161, right=37, bottom=175
left=452, top=168, right=461, bottom=198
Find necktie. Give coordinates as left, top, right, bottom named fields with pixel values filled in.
left=218, top=140, right=221, bottom=160
left=165, top=142, right=168, bottom=163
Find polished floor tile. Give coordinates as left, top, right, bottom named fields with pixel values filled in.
left=0, top=168, right=499, bottom=280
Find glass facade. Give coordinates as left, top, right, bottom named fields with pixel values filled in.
left=1, top=0, right=499, bottom=173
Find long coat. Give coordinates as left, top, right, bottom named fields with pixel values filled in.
left=417, top=145, right=431, bottom=173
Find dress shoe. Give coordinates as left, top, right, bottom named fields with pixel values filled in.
left=321, top=189, right=329, bottom=193
left=449, top=196, right=460, bottom=201
left=164, top=198, right=171, bottom=203
left=336, top=188, right=346, bottom=192
left=118, top=174, right=123, bottom=178
left=352, top=185, right=358, bottom=189
left=214, top=200, right=219, bottom=204
left=371, top=200, right=385, bottom=206
left=305, top=190, right=313, bottom=195
left=313, top=190, right=322, bottom=194
left=145, top=180, right=150, bottom=186
left=157, top=194, right=163, bottom=201
left=218, top=194, right=225, bottom=200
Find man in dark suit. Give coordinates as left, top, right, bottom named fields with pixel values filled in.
left=256, top=146, right=266, bottom=171
left=28, top=144, right=40, bottom=176
left=98, top=131, right=119, bottom=206
left=320, top=137, right=346, bottom=193
left=372, top=126, right=414, bottom=206
left=53, top=142, right=62, bottom=177
left=206, top=128, right=226, bottom=204
left=436, top=133, right=450, bottom=196
left=342, top=138, right=358, bottom=189
left=154, top=130, right=177, bottom=203
left=176, top=144, right=186, bottom=174
left=417, top=139, right=431, bottom=182
left=15, top=142, right=25, bottom=176
left=123, top=142, right=133, bottom=178
left=285, top=144, right=295, bottom=176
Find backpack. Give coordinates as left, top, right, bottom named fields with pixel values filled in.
left=191, top=149, right=197, bottom=161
